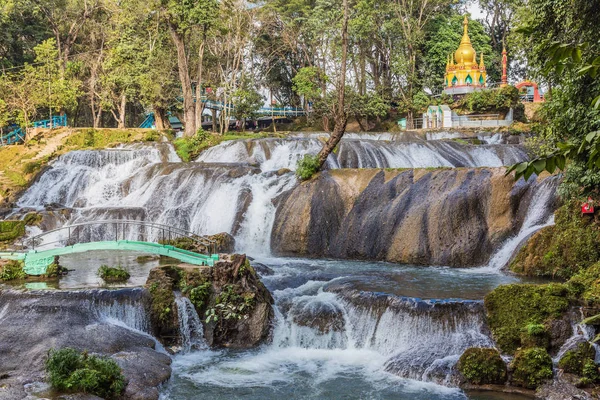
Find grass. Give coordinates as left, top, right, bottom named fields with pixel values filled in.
left=0, top=260, right=26, bottom=281
left=45, top=348, right=125, bottom=399
left=97, top=265, right=131, bottom=282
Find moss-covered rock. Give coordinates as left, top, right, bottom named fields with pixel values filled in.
left=98, top=265, right=131, bottom=283
left=145, top=255, right=273, bottom=349
left=484, top=283, right=570, bottom=354
left=0, top=220, right=25, bottom=243
left=568, top=262, right=600, bottom=308
left=510, top=347, right=554, bottom=389
left=558, top=342, right=596, bottom=375
left=510, top=202, right=600, bottom=279
left=456, top=348, right=507, bottom=385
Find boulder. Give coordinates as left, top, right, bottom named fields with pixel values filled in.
left=146, top=254, right=274, bottom=349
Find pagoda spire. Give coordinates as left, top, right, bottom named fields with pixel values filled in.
left=479, top=53, right=485, bottom=68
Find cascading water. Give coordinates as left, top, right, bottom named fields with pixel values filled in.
left=175, top=294, right=208, bottom=353
left=471, top=175, right=560, bottom=273
left=196, top=136, right=528, bottom=171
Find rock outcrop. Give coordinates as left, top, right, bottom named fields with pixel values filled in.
left=0, top=288, right=171, bottom=400
left=146, top=254, right=274, bottom=349
left=271, top=168, right=558, bottom=267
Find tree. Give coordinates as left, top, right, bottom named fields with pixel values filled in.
left=506, top=0, right=600, bottom=200
left=316, top=0, right=349, bottom=167
left=292, top=66, right=329, bottom=119
left=392, top=0, right=455, bottom=125
left=232, top=79, right=264, bottom=130
left=160, top=0, right=219, bottom=136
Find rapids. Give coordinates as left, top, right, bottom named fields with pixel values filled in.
left=3, top=132, right=556, bottom=399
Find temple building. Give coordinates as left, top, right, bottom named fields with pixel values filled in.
left=444, top=16, right=487, bottom=95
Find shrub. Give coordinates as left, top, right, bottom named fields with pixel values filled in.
left=0, top=260, right=26, bottom=281
left=173, top=128, right=211, bottom=162
left=188, top=282, right=212, bottom=309
left=296, top=154, right=321, bottom=181
left=97, top=265, right=130, bottom=283
left=510, top=347, right=554, bottom=389
left=558, top=342, right=596, bottom=375
left=457, top=348, right=507, bottom=385
left=484, top=283, right=570, bottom=354
left=46, top=348, right=125, bottom=399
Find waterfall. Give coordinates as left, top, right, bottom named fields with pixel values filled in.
left=196, top=137, right=528, bottom=171
left=87, top=288, right=152, bottom=333
left=470, top=176, right=560, bottom=273
left=175, top=294, right=208, bottom=353
left=268, top=280, right=492, bottom=385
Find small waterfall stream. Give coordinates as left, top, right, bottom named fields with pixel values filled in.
left=175, top=294, right=208, bottom=353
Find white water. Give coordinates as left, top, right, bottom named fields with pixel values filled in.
left=467, top=176, right=559, bottom=274
left=175, top=294, right=208, bottom=353
left=197, top=136, right=528, bottom=171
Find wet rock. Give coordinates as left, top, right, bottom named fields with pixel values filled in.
left=146, top=254, right=274, bottom=349
left=548, top=316, right=576, bottom=355
left=0, top=288, right=171, bottom=400
left=252, top=262, right=274, bottom=276
left=535, top=374, right=594, bottom=400
left=290, top=297, right=346, bottom=334
left=271, top=168, right=558, bottom=267
left=207, top=232, right=236, bottom=254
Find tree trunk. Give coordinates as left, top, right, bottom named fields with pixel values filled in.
left=118, top=94, right=126, bottom=129
left=168, top=24, right=196, bottom=137
left=211, top=109, right=217, bottom=132
left=194, top=38, right=206, bottom=130
left=317, top=0, right=349, bottom=168
left=93, top=108, right=102, bottom=129
left=154, top=107, right=168, bottom=130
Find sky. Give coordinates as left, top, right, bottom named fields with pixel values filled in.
left=467, top=1, right=485, bottom=20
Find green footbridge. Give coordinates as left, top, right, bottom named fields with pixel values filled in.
left=0, top=220, right=219, bottom=275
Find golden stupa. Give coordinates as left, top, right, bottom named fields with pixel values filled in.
left=444, top=16, right=487, bottom=94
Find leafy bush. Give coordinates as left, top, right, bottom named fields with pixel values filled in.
left=458, top=86, right=520, bottom=114
left=97, top=265, right=130, bottom=282
left=173, top=128, right=211, bottom=162
left=0, top=260, right=26, bottom=281
left=296, top=154, right=320, bottom=181
left=510, top=347, right=553, bottom=389
left=188, top=282, right=212, bottom=309
left=46, top=348, right=125, bottom=399
left=457, top=348, right=507, bottom=385
left=484, top=283, right=570, bottom=354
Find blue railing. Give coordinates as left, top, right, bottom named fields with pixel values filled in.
left=32, top=115, right=68, bottom=129
left=139, top=114, right=155, bottom=129
left=1, top=115, right=68, bottom=147
left=0, top=127, right=25, bottom=146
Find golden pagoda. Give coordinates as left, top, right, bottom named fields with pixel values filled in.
left=444, top=16, right=487, bottom=95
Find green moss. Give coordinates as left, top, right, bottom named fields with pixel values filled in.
left=457, top=348, right=507, bottom=385
left=147, top=270, right=176, bottom=327
left=581, top=359, right=600, bottom=385
left=188, top=282, right=212, bottom=309
left=510, top=347, right=554, bottom=389
left=567, top=262, right=600, bottom=307
left=97, top=265, right=130, bottom=282
left=0, top=220, right=25, bottom=242
left=510, top=202, right=600, bottom=279
left=520, top=323, right=550, bottom=349
left=558, top=342, right=596, bottom=375
left=4, top=170, right=27, bottom=186
left=0, top=260, right=26, bottom=281
left=484, top=283, right=570, bottom=354
left=296, top=154, right=320, bottom=181
left=45, top=347, right=125, bottom=399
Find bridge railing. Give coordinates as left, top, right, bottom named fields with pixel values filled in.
left=32, top=115, right=68, bottom=129
left=22, top=220, right=218, bottom=255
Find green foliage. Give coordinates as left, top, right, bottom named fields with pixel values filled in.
left=292, top=66, right=329, bottom=102
left=581, top=359, right=600, bottom=384
left=0, top=220, right=26, bottom=242
left=510, top=202, right=600, bottom=279
left=568, top=262, right=600, bottom=308
left=0, top=260, right=26, bottom=281
left=206, top=284, right=254, bottom=324
left=460, top=86, right=520, bottom=113
left=233, top=78, right=265, bottom=122
left=296, top=154, right=321, bottom=181
left=510, top=347, right=554, bottom=389
left=188, top=282, right=212, bottom=309
left=457, top=348, right=507, bottom=385
left=97, top=265, right=131, bottom=283
left=45, top=348, right=125, bottom=399
left=558, top=342, right=596, bottom=376
left=484, top=283, right=570, bottom=354
left=23, top=160, right=43, bottom=175
left=173, top=129, right=211, bottom=162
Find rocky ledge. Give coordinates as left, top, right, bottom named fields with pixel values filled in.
left=0, top=288, right=171, bottom=400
